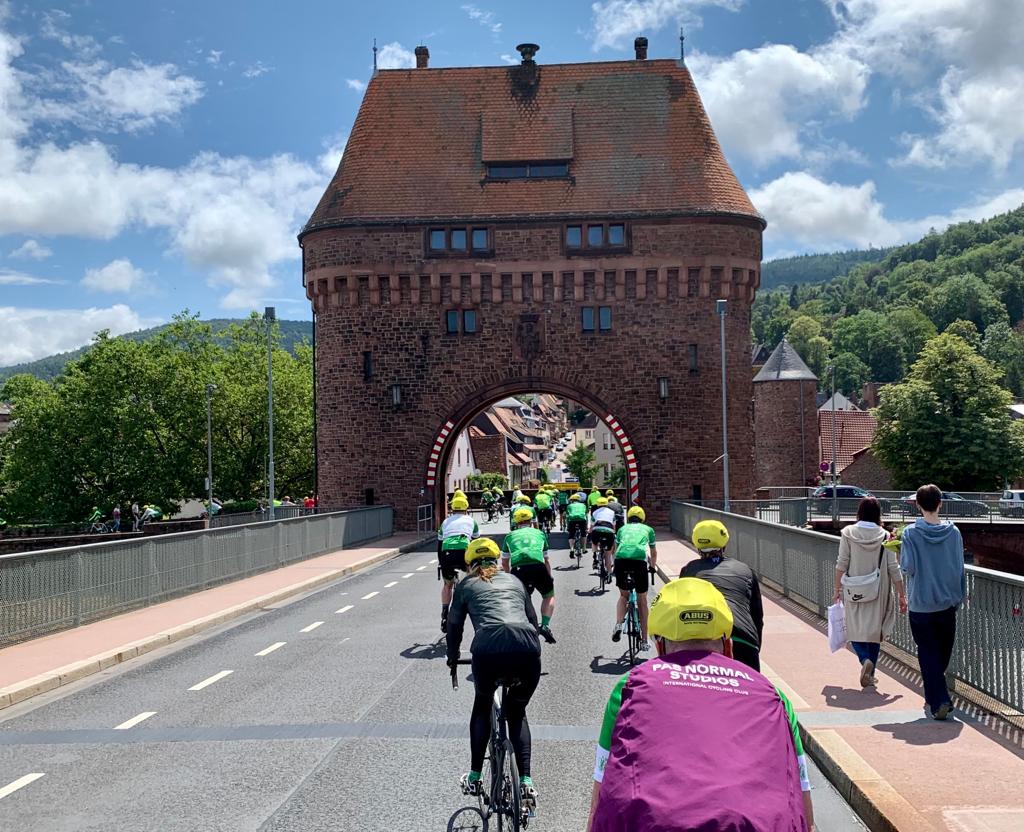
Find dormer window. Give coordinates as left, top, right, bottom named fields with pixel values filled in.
left=486, top=161, right=569, bottom=180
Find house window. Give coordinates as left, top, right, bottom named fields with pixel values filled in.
left=607, top=224, right=625, bottom=246
left=472, top=228, right=488, bottom=250
left=451, top=229, right=467, bottom=251
left=429, top=229, right=446, bottom=250
left=599, top=306, right=612, bottom=331
left=566, top=222, right=629, bottom=252
left=463, top=310, right=478, bottom=333
left=427, top=226, right=491, bottom=255
left=445, top=309, right=479, bottom=335
left=362, top=350, right=373, bottom=381
left=566, top=226, right=582, bottom=248
left=457, top=448, right=462, bottom=465
left=587, top=225, right=604, bottom=247
left=581, top=307, right=595, bottom=332
left=446, top=310, right=459, bottom=334
left=689, top=344, right=699, bottom=374
left=487, top=161, right=569, bottom=179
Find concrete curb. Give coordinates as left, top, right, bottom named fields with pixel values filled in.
left=0, top=536, right=432, bottom=712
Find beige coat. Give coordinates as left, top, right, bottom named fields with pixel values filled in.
left=836, top=523, right=901, bottom=643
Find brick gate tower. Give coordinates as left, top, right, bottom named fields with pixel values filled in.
left=301, top=40, right=764, bottom=528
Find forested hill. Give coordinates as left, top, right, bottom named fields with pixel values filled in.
left=761, top=247, right=896, bottom=289
left=752, top=204, right=1024, bottom=397
left=0, top=318, right=313, bottom=383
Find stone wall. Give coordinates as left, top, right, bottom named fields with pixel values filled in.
left=754, top=379, right=819, bottom=488
left=468, top=433, right=507, bottom=478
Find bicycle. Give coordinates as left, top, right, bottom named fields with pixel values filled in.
left=593, top=533, right=614, bottom=593
left=451, top=658, right=532, bottom=831
left=620, top=566, right=657, bottom=666
left=570, top=526, right=584, bottom=569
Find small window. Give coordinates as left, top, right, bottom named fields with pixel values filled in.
left=608, top=224, right=625, bottom=246
left=429, top=229, right=446, bottom=250
left=587, top=225, right=604, bottom=247
left=362, top=350, right=373, bottom=381
left=566, top=226, right=582, bottom=248
left=445, top=310, right=459, bottom=334
left=688, top=344, right=698, bottom=374
left=581, top=307, right=595, bottom=332
left=450, top=229, right=467, bottom=251
left=463, top=310, right=478, bottom=333
left=599, top=306, right=612, bottom=331
left=529, top=162, right=569, bottom=177
left=488, top=163, right=529, bottom=179
left=471, top=228, right=488, bottom=250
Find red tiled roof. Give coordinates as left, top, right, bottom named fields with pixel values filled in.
left=819, top=410, right=877, bottom=474
left=305, top=59, right=760, bottom=229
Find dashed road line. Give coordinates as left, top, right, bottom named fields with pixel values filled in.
left=384, top=581, right=398, bottom=588
left=0, top=772, right=45, bottom=800
left=429, top=559, right=437, bottom=564
left=300, top=621, right=324, bottom=633
left=361, top=591, right=379, bottom=600
left=255, top=642, right=286, bottom=656
left=114, top=712, right=156, bottom=730
left=188, top=670, right=233, bottom=691
left=402, top=573, right=414, bottom=579
left=416, top=565, right=429, bottom=571
left=335, top=605, right=354, bottom=614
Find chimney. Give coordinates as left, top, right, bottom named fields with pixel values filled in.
left=515, top=43, right=540, bottom=65
left=634, top=36, right=648, bottom=60
left=414, top=45, right=429, bottom=69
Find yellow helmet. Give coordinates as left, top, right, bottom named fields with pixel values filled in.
left=605, top=489, right=615, bottom=496
left=517, top=494, right=532, bottom=504
left=692, top=519, right=729, bottom=552
left=465, top=537, right=500, bottom=566
left=453, top=489, right=466, bottom=499
left=450, top=496, right=469, bottom=511
left=513, top=507, right=534, bottom=525
left=627, top=506, right=646, bottom=522
left=649, top=578, right=733, bottom=642
left=569, top=494, right=580, bottom=502
left=596, top=497, right=609, bottom=507
left=591, top=485, right=599, bottom=491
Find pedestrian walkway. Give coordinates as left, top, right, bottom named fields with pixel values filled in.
left=0, top=531, right=429, bottom=710
left=655, top=528, right=1024, bottom=832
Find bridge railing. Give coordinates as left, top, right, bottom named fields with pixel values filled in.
left=0, top=506, right=394, bottom=649
left=704, top=497, right=1022, bottom=527
left=671, top=501, right=1024, bottom=715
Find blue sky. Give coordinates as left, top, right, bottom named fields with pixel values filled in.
left=2, top=0, right=1024, bottom=365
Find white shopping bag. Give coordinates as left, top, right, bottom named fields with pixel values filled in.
left=827, top=602, right=847, bottom=653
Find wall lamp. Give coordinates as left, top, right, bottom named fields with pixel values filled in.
left=658, top=377, right=669, bottom=400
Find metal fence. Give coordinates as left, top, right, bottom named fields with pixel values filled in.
left=706, top=497, right=1024, bottom=527
left=671, top=501, right=1024, bottom=715
left=417, top=504, right=435, bottom=533
left=0, top=506, right=394, bottom=648
left=210, top=505, right=325, bottom=529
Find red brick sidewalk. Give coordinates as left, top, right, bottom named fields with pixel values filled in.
left=0, top=531, right=428, bottom=709
left=654, top=527, right=1024, bottom=832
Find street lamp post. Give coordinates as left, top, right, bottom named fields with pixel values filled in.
left=717, top=299, right=730, bottom=512
left=205, top=383, right=216, bottom=524
left=830, top=362, right=838, bottom=523
left=265, top=306, right=276, bottom=521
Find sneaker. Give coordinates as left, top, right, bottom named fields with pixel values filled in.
left=520, top=780, right=538, bottom=809
left=440, top=615, right=448, bottom=634
left=611, top=623, right=622, bottom=643
left=639, top=640, right=651, bottom=652
left=460, top=773, right=483, bottom=797
left=538, top=625, right=557, bottom=644
left=934, top=701, right=953, bottom=720
left=859, top=659, right=875, bottom=688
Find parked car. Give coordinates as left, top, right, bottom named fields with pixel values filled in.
left=811, top=485, right=891, bottom=515
left=999, top=489, right=1024, bottom=517
left=901, top=491, right=989, bottom=518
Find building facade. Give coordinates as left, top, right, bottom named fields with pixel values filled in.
left=302, top=41, right=764, bottom=527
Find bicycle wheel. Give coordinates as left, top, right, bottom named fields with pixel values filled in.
left=626, top=600, right=641, bottom=665
left=448, top=806, right=487, bottom=832
left=493, top=737, right=522, bottom=831
left=598, top=552, right=607, bottom=593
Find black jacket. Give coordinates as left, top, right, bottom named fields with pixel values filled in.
left=446, top=570, right=541, bottom=664
left=680, top=556, right=764, bottom=650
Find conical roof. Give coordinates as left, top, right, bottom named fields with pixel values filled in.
left=752, top=339, right=817, bottom=383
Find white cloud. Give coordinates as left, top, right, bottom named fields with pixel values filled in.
left=0, top=304, right=155, bottom=366
left=345, top=78, right=367, bottom=92
left=689, top=45, right=867, bottom=166
left=9, top=239, right=51, bottom=259
left=462, top=4, right=502, bottom=35
left=206, top=49, right=223, bottom=66
left=376, top=42, right=416, bottom=70
left=242, top=61, right=272, bottom=79
left=318, top=132, right=348, bottom=176
left=82, top=258, right=147, bottom=292
left=0, top=269, right=59, bottom=285
left=588, top=0, right=742, bottom=51
left=751, top=171, right=1024, bottom=252
left=499, top=54, right=518, bottom=65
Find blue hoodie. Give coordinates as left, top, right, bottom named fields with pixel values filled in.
left=900, top=518, right=966, bottom=613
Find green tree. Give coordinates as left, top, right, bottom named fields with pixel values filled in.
left=942, top=319, right=981, bottom=349
left=924, top=273, right=1008, bottom=332
left=468, top=472, right=509, bottom=490
left=605, top=465, right=627, bottom=488
left=832, top=310, right=905, bottom=382
left=885, top=308, right=936, bottom=369
left=537, top=467, right=550, bottom=484
left=873, top=334, right=1024, bottom=490
left=982, top=321, right=1024, bottom=396
left=785, top=317, right=829, bottom=377
left=563, top=445, right=600, bottom=489
left=830, top=352, right=870, bottom=397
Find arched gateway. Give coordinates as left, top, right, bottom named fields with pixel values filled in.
left=300, top=42, right=764, bottom=529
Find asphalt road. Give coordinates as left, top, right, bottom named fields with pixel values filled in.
left=0, top=517, right=866, bottom=831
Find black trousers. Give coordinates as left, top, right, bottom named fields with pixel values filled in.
left=731, top=639, right=761, bottom=672
left=909, top=606, right=957, bottom=711
left=470, top=651, right=541, bottom=778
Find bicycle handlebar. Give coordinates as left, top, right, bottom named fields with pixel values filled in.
left=450, top=657, right=472, bottom=690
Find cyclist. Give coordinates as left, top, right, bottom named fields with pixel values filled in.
left=534, top=488, right=555, bottom=534
left=503, top=508, right=556, bottom=643
left=510, top=493, right=534, bottom=530
left=566, top=494, right=589, bottom=558
left=556, top=487, right=569, bottom=529
left=438, top=495, right=479, bottom=633
left=481, top=488, right=497, bottom=522
left=606, top=494, right=625, bottom=532
left=587, top=485, right=601, bottom=511
left=493, top=485, right=506, bottom=510
left=590, top=496, right=617, bottom=571
left=588, top=578, right=814, bottom=831
left=680, top=519, right=764, bottom=671
left=447, top=537, right=542, bottom=810
left=139, top=504, right=161, bottom=528
left=610, top=506, right=657, bottom=651
left=87, top=506, right=103, bottom=530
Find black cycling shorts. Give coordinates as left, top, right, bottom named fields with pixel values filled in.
left=439, top=548, right=466, bottom=581
left=590, top=525, right=616, bottom=549
left=536, top=508, right=555, bottom=525
left=567, top=519, right=587, bottom=540
left=614, top=558, right=650, bottom=593
left=511, top=562, right=555, bottom=598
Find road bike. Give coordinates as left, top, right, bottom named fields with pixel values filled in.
left=570, top=525, right=585, bottom=569
left=593, top=532, right=614, bottom=593
left=451, top=659, right=532, bottom=830
left=621, top=565, right=657, bottom=666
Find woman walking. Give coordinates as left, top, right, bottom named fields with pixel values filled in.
left=832, top=497, right=907, bottom=687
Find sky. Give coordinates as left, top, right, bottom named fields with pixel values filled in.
left=2, top=0, right=1024, bottom=366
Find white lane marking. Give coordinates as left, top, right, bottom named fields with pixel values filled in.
left=402, top=573, right=414, bottom=579
left=335, top=605, right=354, bottom=614
left=361, top=591, right=379, bottom=600
left=0, top=773, right=45, bottom=800
left=300, top=621, right=324, bottom=633
left=429, top=559, right=437, bottom=564
left=114, top=711, right=156, bottom=730
left=340, top=637, right=351, bottom=644
left=384, top=581, right=398, bottom=588
left=416, top=565, right=429, bottom=571
left=188, top=670, right=233, bottom=691
left=255, top=642, right=286, bottom=656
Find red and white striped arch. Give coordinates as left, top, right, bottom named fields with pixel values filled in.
left=425, top=420, right=455, bottom=489
left=606, top=413, right=639, bottom=503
